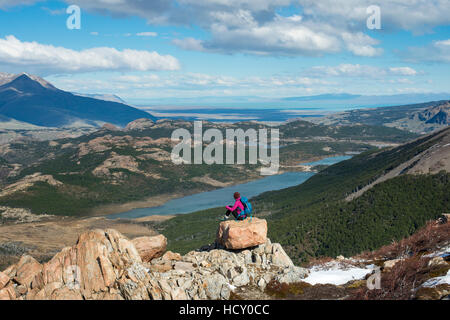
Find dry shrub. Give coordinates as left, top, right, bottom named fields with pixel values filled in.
left=350, top=255, right=432, bottom=300
left=265, top=280, right=312, bottom=299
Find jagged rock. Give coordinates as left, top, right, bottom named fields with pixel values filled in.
left=0, top=272, right=9, bottom=289
left=2, top=264, right=17, bottom=278
left=149, top=262, right=173, bottom=273
left=51, top=287, right=84, bottom=300
left=232, top=267, right=250, bottom=287
left=14, top=255, right=43, bottom=288
left=174, top=261, right=195, bottom=273
left=383, top=258, right=403, bottom=270
left=216, top=218, right=267, bottom=250
left=0, top=284, right=15, bottom=300
left=268, top=243, right=294, bottom=268
left=131, top=235, right=167, bottom=262
left=203, top=273, right=229, bottom=300
left=18, top=229, right=164, bottom=300
left=162, top=251, right=182, bottom=261
left=428, top=256, right=448, bottom=268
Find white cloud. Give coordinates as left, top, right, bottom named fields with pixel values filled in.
left=3, top=0, right=449, bottom=59
left=389, top=67, right=417, bottom=76
left=299, top=0, right=450, bottom=33
left=307, top=64, right=418, bottom=78
left=341, top=32, right=383, bottom=57
left=403, top=39, right=450, bottom=63
left=172, top=38, right=206, bottom=52
left=136, top=32, right=158, bottom=37
left=174, top=15, right=362, bottom=56
left=0, top=0, right=40, bottom=8
left=0, top=35, right=180, bottom=75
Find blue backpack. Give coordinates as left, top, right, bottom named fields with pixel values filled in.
left=238, top=197, right=253, bottom=221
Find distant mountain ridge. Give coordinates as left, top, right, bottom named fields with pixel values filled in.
left=311, top=100, right=450, bottom=134
left=415, top=102, right=450, bottom=125
left=0, top=73, right=156, bottom=128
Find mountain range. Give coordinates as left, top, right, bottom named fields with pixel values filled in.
left=312, top=100, right=450, bottom=134
left=0, top=73, right=155, bottom=128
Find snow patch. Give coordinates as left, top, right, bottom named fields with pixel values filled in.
left=303, top=261, right=376, bottom=286
left=421, top=270, right=450, bottom=288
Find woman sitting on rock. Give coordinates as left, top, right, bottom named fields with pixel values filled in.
left=224, top=192, right=246, bottom=220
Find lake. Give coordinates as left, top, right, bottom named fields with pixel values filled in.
left=108, top=155, right=351, bottom=219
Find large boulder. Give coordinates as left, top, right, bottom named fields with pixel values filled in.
left=14, top=255, right=43, bottom=288
left=216, top=218, right=267, bottom=250
left=131, top=235, right=167, bottom=262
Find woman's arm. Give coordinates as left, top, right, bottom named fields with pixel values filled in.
left=226, top=200, right=240, bottom=211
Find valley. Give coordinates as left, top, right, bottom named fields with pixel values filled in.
left=0, top=116, right=414, bottom=217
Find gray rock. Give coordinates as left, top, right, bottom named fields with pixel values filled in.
left=252, top=252, right=262, bottom=264
left=257, top=278, right=266, bottom=290
left=174, top=261, right=195, bottom=272
left=275, top=266, right=309, bottom=284
left=232, top=267, right=250, bottom=287
left=241, top=250, right=253, bottom=265
left=227, top=267, right=239, bottom=280
left=270, top=243, right=294, bottom=267
left=220, top=283, right=231, bottom=300
left=171, top=287, right=188, bottom=300
left=157, top=279, right=173, bottom=300
left=204, top=273, right=228, bottom=300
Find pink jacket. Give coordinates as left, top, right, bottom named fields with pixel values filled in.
left=226, top=198, right=244, bottom=214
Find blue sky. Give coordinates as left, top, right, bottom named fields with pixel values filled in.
left=0, top=0, right=449, bottom=106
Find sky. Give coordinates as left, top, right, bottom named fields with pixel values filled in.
left=0, top=0, right=449, bottom=106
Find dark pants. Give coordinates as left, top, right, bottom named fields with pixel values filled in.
left=226, top=208, right=246, bottom=220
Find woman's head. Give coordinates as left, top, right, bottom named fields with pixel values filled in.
left=233, top=192, right=240, bottom=199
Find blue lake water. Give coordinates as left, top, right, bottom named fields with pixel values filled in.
left=108, top=155, right=351, bottom=220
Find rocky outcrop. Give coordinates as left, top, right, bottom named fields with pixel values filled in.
left=0, top=206, right=51, bottom=224
left=102, top=123, right=120, bottom=131
left=0, top=229, right=158, bottom=300
left=132, top=235, right=167, bottom=263
left=0, top=173, right=63, bottom=198
left=217, top=218, right=267, bottom=250
left=0, top=229, right=309, bottom=300
left=147, top=237, right=308, bottom=299
left=125, top=118, right=154, bottom=131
